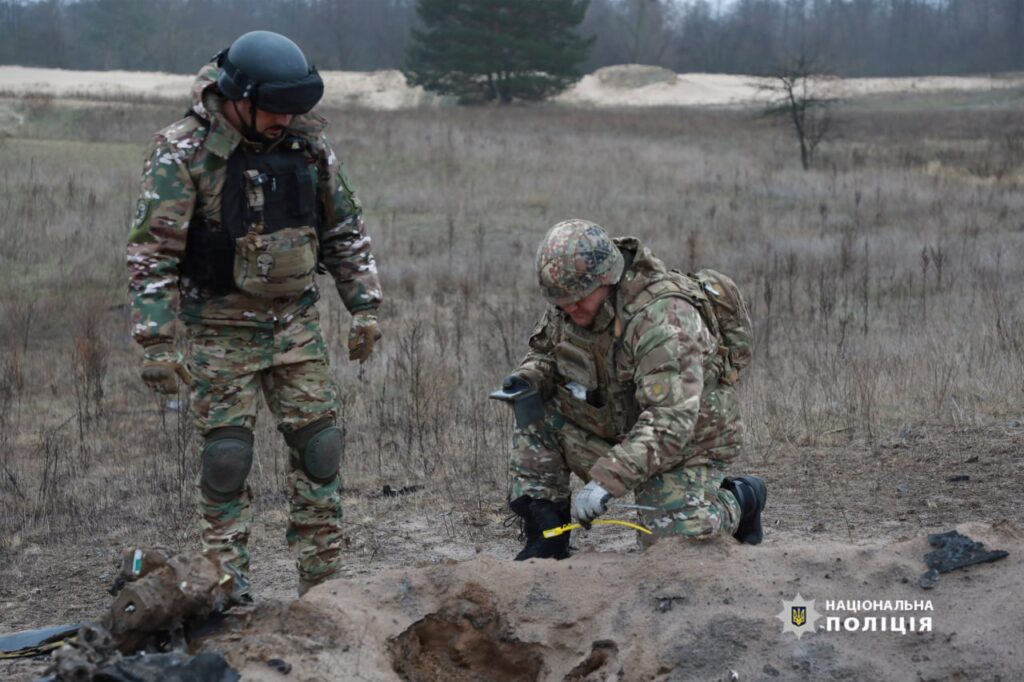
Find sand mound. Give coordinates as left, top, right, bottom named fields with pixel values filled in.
left=198, top=521, right=1020, bottom=680
left=2, top=65, right=1022, bottom=111
left=595, top=64, right=678, bottom=89
left=558, top=69, right=1024, bottom=108
left=0, top=66, right=435, bottom=110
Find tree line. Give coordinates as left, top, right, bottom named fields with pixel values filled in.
left=1, top=0, right=1022, bottom=77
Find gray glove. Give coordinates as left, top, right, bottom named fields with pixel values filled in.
left=572, top=481, right=611, bottom=529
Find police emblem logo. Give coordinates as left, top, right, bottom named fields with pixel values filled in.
left=777, top=594, right=822, bottom=639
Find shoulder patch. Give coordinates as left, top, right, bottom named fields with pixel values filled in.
left=130, top=198, right=150, bottom=230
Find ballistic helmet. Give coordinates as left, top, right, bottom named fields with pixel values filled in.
left=216, top=31, right=323, bottom=114
left=535, top=219, right=624, bottom=306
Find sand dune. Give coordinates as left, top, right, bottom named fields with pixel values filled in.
left=1, top=64, right=1020, bottom=110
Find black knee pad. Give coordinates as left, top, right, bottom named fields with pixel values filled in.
left=201, top=426, right=254, bottom=502
left=285, top=419, right=344, bottom=484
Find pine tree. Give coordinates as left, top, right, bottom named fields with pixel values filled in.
left=404, top=0, right=594, bottom=104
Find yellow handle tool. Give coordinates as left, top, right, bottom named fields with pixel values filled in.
left=543, top=519, right=652, bottom=538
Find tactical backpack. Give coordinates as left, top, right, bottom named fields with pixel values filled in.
left=681, top=269, right=753, bottom=385
left=611, top=247, right=754, bottom=387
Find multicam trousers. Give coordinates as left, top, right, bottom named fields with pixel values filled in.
left=508, top=409, right=742, bottom=545
left=185, top=305, right=343, bottom=592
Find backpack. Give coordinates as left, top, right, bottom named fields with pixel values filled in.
left=684, top=269, right=753, bottom=385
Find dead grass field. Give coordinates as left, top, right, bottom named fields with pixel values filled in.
left=1, top=89, right=1023, bottom=678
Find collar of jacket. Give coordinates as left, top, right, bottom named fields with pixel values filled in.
left=613, top=236, right=673, bottom=307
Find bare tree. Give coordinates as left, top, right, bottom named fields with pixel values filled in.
left=759, top=46, right=836, bottom=171
left=618, top=0, right=673, bottom=65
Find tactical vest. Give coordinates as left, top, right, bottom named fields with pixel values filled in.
left=183, top=134, right=323, bottom=298
left=552, top=273, right=722, bottom=443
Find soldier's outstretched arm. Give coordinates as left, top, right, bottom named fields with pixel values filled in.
left=315, top=136, right=383, bottom=363
left=126, top=136, right=197, bottom=348
left=587, top=298, right=705, bottom=498
left=316, top=135, right=382, bottom=315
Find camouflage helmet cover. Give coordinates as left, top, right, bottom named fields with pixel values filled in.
left=536, top=219, right=625, bottom=306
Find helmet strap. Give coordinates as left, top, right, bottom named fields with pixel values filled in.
left=231, top=99, right=275, bottom=146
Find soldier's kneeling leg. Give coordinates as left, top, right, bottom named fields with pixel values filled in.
left=284, top=417, right=344, bottom=483
left=284, top=418, right=345, bottom=593
left=201, top=426, right=255, bottom=501
left=635, top=463, right=742, bottom=546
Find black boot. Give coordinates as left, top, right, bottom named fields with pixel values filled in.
left=722, top=475, right=767, bottom=545
left=509, top=495, right=571, bottom=561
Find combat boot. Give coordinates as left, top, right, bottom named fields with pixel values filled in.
left=298, top=567, right=341, bottom=597
left=509, top=495, right=572, bottom=561
left=722, top=475, right=767, bottom=545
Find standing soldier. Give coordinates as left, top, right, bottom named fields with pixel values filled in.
left=500, top=219, right=766, bottom=560
left=127, top=31, right=382, bottom=600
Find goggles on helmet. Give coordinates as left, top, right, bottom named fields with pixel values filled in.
left=217, top=51, right=324, bottom=115
left=252, top=70, right=323, bottom=114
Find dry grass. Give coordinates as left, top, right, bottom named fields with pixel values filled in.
left=1, top=90, right=1023, bottom=635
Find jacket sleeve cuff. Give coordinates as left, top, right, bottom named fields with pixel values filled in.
left=516, top=365, right=558, bottom=401
left=587, top=456, right=632, bottom=499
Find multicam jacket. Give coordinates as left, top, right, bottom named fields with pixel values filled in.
left=127, top=62, right=382, bottom=346
left=516, top=238, right=745, bottom=498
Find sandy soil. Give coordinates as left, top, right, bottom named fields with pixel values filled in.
left=206, top=520, right=1021, bottom=681
left=2, top=445, right=1020, bottom=682
left=9, top=521, right=1017, bottom=681
left=2, top=63, right=1021, bottom=110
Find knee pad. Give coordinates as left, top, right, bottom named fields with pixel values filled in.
left=285, top=419, right=344, bottom=484
left=201, top=426, right=254, bottom=502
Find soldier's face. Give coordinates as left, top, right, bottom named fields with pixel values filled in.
left=561, top=286, right=611, bottom=328
left=229, top=99, right=294, bottom=138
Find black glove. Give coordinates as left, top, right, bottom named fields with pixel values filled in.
left=502, top=374, right=532, bottom=393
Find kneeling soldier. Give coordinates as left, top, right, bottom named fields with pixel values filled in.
left=502, top=220, right=765, bottom=560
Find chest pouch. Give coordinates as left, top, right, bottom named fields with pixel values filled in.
left=233, top=226, right=319, bottom=299
left=553, top=340, right=621, bottom=442
left=222, top=141, right=320, bottom=299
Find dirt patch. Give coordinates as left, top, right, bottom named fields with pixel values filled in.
left=389, top=583, right=544, bottom=681
left=563, top=640, right=619, bottom=680
left=3, top=522, right=1020, bottom=680
left=181, top=521, right=1021, bottom=681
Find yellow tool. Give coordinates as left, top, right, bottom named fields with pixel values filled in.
left=543, top=519, right=652, bottom=538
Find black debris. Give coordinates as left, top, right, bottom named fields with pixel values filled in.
left=266, top=658, right=292, bottom=674
left=919, top=530, right=1008, bottom=589
left=655, top=596, right=685, bottom=613
left=93, top=651, right=239, bottom=682
left=378, top=484, right=424, bottom=498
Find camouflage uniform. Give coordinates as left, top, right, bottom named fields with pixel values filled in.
left=127, top=62, right=381, bottom=593
left=509, top=235, right=748, bottom=543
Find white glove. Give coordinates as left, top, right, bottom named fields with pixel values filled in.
left=573, top=481, right=611, bottom=528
